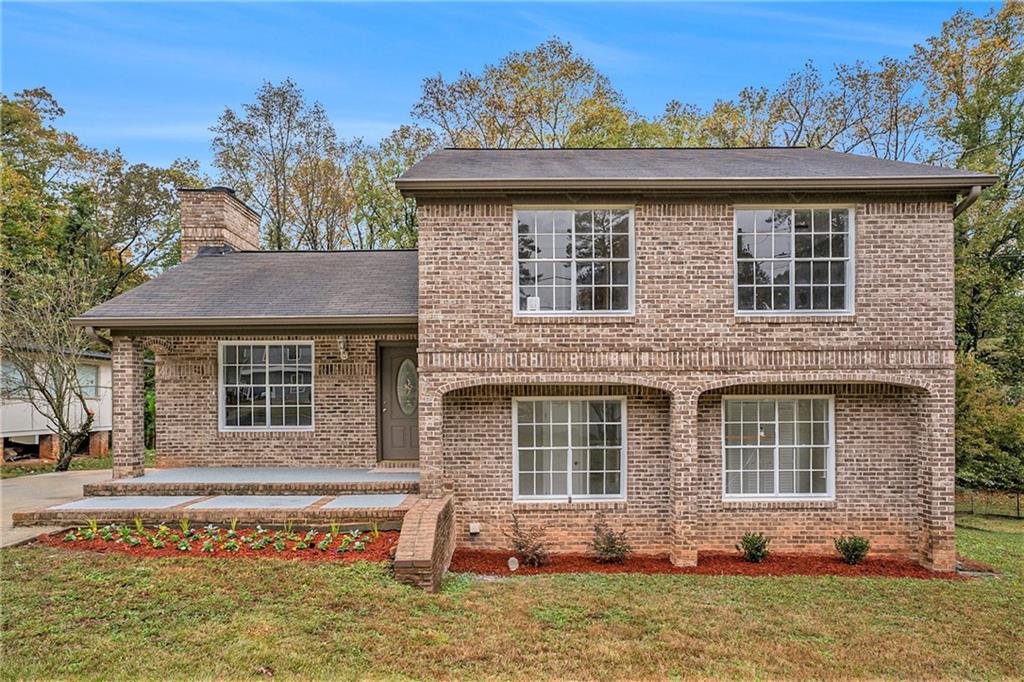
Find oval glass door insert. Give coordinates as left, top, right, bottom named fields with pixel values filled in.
left=396, top=358, right=418, bottom=415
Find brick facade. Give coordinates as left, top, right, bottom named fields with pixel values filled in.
left=108, top=192, right=958, bottom=572
left=149, top=333, right=415, bottom=468
left=415, top=196, right=957, bottom=570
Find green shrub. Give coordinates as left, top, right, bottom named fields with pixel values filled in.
left=589, top=520, right=632, bottom=564
left=737, top=532, right=771, bottom=563
left=504, top=513, right=549, bottom=567
left=834, top=535, right=871, bottom=564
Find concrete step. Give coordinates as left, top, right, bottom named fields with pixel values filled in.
left=12, top=493, right=418, bottom=528
left=83, top=467, right=420, bottom=497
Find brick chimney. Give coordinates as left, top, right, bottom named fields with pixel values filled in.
left=178, top=187, right=261, bottom=261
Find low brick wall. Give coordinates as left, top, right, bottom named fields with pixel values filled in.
left=393, top=495, right=455, bottom=592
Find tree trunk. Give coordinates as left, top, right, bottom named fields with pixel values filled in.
left=54, top=414, right=93, bottom=472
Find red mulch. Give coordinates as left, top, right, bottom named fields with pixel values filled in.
left=37, top=528, right=399, bottom=564
left=450, top=549, right=968, bottom=579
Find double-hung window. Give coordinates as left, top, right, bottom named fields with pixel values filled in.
left=516, top=208, right=633, bottom=314
left=722, top=396, right=834, bottom=500
left=76, top=365, right=100, bottom=398
left=514, top=398, right=627, bottom=501
left=220, top=342, right=314, bottom=430
left=735, top=207, right=853, bottom=313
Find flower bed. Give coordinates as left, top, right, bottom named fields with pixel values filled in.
left=450, top=549, right=968, bottom=579
left=40, top=521, right=398, bottom=563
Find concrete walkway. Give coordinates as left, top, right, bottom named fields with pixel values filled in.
left=1, top=469, right=112, bottom=547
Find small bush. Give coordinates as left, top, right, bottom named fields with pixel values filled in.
left=589, top=520, right=632, bottom=564
left=504, top=514, right=549, bottom=567
left=737, top=532, right=771, bottom=563
left=834, top=535, right=870, bottom=565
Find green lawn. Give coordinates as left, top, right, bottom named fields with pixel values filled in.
left=2, top=518, right=1021, bottom=680
left=0, top=450, right=156, bottom=479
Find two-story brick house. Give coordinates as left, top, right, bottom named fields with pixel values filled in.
left=72, top=147, right=996, bottom=572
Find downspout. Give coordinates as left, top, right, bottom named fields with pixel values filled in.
left=84, top=326, right=112, bottom=350
left=953, top=185, right=983, bottom=218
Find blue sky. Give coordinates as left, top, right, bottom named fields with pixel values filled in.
left=2, top=1, right=998, bottom=174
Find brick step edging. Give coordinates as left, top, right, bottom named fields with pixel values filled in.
left=83, top=481, right=420, bottom=497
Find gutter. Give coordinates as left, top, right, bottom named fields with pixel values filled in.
left=396, top=174, right=1001, bottom=197
left=953, top=185, right=984, bottom=218
left=70, top=314, right=418, bottom=330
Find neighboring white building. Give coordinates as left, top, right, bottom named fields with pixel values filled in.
left=1, top=351, right=113, bottom=459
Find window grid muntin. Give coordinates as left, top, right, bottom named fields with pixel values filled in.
left=514, top=398, right=626, bottom=500
left=516, top=209, right=632, bottom=314
left=735, top=207, right=852, bottom=314
left=221, top=342, right=313, bottom=430
left=722, top=397, right=833, bottom=499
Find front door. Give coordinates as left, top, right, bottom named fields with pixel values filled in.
left=378, top=344, right=419, bottom=460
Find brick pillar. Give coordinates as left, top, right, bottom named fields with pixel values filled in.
left=417, top=379, right=444, bottom=497
left=919, top=375, right=956, bottom=571
left=669, top=389, right=699, bottom=567
left=112, top=336, right=146, bottom=479
left=38, top=434, right=60, bottom=461
left=88, top=430, right=110, bottom=457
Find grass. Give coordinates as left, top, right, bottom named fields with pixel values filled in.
left=1, top=518, right=1022, bottom=680
left=0, top=449, right=155, bottom=479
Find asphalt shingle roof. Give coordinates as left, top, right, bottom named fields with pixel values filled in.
left=397, top=147, right=997, bottom=193
left=76, top=250, right=418, bottom=328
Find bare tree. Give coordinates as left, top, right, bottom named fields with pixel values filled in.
left=1, top=262, right=103, bottom=471
left=211, top=79, right=308, bottom=250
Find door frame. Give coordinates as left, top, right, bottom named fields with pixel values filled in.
left=375, top=340, right=419, bottom=462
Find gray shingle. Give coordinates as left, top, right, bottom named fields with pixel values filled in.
left=76, top=250, right=417, bottom=327
left=397, top=147, right=997, bottom=193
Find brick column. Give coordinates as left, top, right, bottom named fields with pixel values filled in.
left=919, top=375, right=956, bottom=571
left=112, top=336, right=146, bottom=479
left=669, top=390, right=699, bottom=566
left=417, top=374, right=444, bottom=497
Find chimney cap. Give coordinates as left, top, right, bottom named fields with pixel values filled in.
left=177, top=185, right=237, bottom=195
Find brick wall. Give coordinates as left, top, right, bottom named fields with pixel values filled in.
left=696, top=383, right=923, bottom=555
left=443, top=384, right=673, bottom=553
left=417, top=197, right=954, bottom=353
left=394, top=495, right=455, bottom=592
left=416, top=194, right=957, bottom=569
left=151, top=333, right=414, bottom=468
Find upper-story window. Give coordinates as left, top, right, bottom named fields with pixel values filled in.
left=515, top=208, right=633, bottom=314
left=735, top=208, right=853, bottom=314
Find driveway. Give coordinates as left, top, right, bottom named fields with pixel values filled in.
left=1, top=469, right=113, bottom=547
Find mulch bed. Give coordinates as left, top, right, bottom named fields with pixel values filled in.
left=37, top=527, right=399, bottom=564
left=451, top=549, right=970, bottom=579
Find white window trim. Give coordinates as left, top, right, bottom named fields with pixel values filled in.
left=720, top=394, right=836, bottom=502
left=512, top=396, right=628, bottom=502
left=733, top=204, right=856, bottom=317
left=512, top=205, right=637, bottom=317
left=217, top=340, right=316, bottom=433
left=77, top=363, right=102, bottom=400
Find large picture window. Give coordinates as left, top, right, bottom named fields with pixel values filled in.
left=514, top=398, right=626, bottom=501
left=735, top=208, right=852, bottom=313
left=220, top=342, right=313, bottom=430
left=516, top=208, right=633, bottom=314
left=722, top=396, right=834, bottom=500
